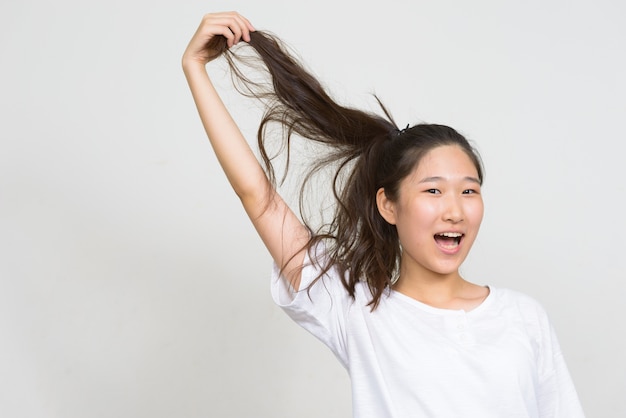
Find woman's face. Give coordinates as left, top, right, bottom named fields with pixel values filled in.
left=377, top=145, right=484, bottom=280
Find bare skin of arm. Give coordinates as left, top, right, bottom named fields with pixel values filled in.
left=182, top=12, right=309, bottom=290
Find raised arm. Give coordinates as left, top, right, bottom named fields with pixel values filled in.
left=182, top=12, right=309, bottom=290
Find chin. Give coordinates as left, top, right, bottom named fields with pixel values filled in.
left=430, top=260, right=466, bottom=276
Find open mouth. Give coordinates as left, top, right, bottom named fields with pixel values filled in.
left=434, top=232, right=464, bottom=250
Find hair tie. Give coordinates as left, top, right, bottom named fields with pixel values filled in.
left=395, top=124, right=410, bottom=136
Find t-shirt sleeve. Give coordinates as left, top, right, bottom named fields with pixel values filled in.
left=270, top=246, right=351, bottom=368
left=533, top=304, right=586, bottom=417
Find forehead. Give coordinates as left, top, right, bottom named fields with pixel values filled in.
left=410, top=145, right=479, bottom=181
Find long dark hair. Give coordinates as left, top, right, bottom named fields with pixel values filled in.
left=208, top=31, right=484, bottom=309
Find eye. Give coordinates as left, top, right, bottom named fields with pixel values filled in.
left=462, top=189, right=479, bottom=195
left=426, top=189, right=441, bottom=194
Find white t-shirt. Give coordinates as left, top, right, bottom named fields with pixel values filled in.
left=271, top=250, right=585, bottom=418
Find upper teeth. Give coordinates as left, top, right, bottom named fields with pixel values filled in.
left=438, top=232, right=462, bottom=237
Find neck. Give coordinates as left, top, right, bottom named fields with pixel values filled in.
left=393, top=271, right=466, bottom=302
left=391, top=261, right=485, bottom=310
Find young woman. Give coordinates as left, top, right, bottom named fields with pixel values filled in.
left=182, top=11, right=585, bottom=418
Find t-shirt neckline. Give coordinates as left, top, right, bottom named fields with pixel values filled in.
left=389, top=285, right=494, bottom=316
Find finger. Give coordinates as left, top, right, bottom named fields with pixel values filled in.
left=211, top=25, right=236, bottom=47
left=207, top=12, right=254, bottom=45
left=233, top=14, right=256, bottom=42
left=227, top=16, right=245, bottom=46
left=199, top=16, right=237, bottom=47
left=222, top=13, right=252, bottom=45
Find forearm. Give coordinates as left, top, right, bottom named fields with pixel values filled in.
left=183, top=61, right=270, bottom=210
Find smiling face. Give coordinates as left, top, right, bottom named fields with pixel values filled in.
left=376, top=145, right=484, bottom=282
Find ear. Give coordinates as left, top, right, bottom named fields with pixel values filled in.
left=376, top=187, right=397, bottom=225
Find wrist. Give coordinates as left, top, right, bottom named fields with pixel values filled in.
left=181, top=56, right=207, bottom=73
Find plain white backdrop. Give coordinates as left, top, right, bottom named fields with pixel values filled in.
left=1, top=0, right=624, bottom=417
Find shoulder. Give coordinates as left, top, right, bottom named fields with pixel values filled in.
left=488, top=287, right=559, bottom=344
left=489, top=286, right=553, bottom=325
left=492, top=286, right=547, bottom=310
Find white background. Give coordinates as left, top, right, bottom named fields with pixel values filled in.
left=1, top=0, right=624, bottom=417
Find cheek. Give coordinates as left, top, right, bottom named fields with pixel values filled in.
left=466, top=200, right=484, bottom=226
left=396, top=199, right=438, bottom=225
left=394, top=201, right=439, bottom=242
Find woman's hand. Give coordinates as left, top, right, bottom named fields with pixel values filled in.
left=182, top=11, right=255, bottom=67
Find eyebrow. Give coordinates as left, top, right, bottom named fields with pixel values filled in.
left=418, top=176, right=482, bottom=185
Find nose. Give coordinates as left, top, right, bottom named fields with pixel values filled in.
left=443, top=195, right=464, bottom=223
